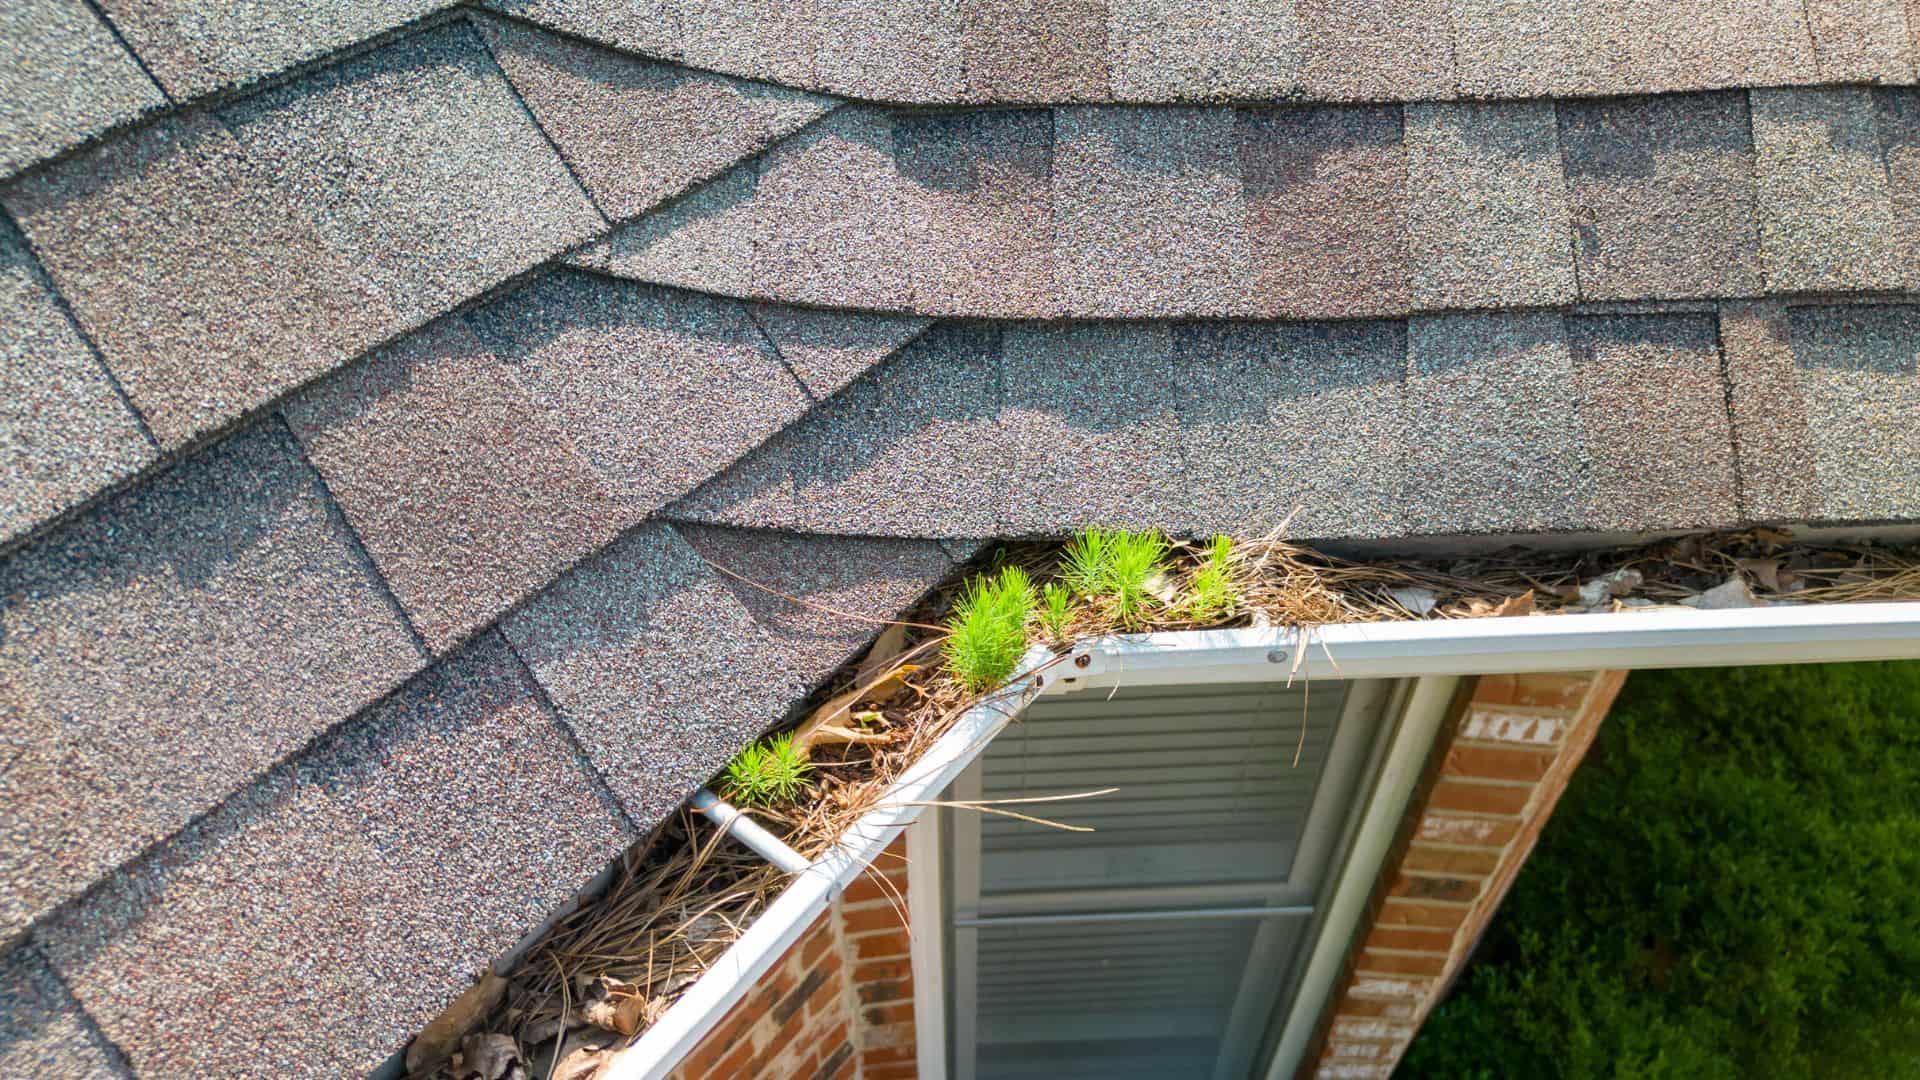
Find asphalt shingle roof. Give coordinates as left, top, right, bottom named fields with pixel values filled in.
left=0, top=5, right=1916, bottom=1073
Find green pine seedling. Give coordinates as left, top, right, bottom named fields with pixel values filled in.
left=1187, top=535, right=1239, bottom=623
left=1104, top=529, right=1170, bottom=629
left=723, top=731, right=812, bottom=808
left=945, top=566, right=1036, bottom=692
left=1039, top=582, right=1074, bottom=644
left=1060, top=527, right=1115, bottom=598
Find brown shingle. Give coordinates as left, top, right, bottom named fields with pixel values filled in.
left=1782, top=305, right=1920, bottom=520
left=1751, top=88, right=1904, bottom=292
left=678, top=0, right=819, bottom=86
left=1876, top=88, right=1920, bottom=290
left=1297, top=0, right=1455, bottom=100
left=755, top=107, right=922, bottom=310
left=0, top=945, right=119, bottom=1079
left=1720, top=300, right=1817, bottom=520
left=960, top=0, right=1108, bottom=101
left=812, top=0, right=965, bottom=100
left=746, top=302, right=932, bottom=400
left=1805, top=0, right=1917, bottom=83
left=1584, top=0, right=1815, bottom=94
left=603, top=164, right=766, bottom=298
left=0, top=0, right=164, bottom=178
left=1449, top=0, right=1591, bottom=97
left=1107, top=0, right=1300, bottom=100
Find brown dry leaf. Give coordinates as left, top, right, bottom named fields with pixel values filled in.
left=459, top=1033, right=519, bottom=1080
left=582, top=977, right=653, bottom=1037
left=1493, top=592, right=1536, bottom=617
left=550, top=1046, right=613, bottom=1080
left=406, top=973, right=508, bottom=1074
left=1736, top=557, right=1782, bottom=592
left=853, top=621, right=913, bottom=687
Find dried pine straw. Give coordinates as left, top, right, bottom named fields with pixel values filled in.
left=434, top=527, right=1920, bottom=1078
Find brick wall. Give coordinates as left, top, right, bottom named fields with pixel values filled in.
left=1300, top=670, right=1628, bottom=1080
left=666, top=837, right=919, bottom=1080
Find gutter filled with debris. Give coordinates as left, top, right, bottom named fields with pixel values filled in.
left=404, top=527, right=1920, bottom=1080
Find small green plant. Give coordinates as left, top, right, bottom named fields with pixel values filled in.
left=1186, top=536, right=1239, bottom=622
left=722, top=732, right=812, bottom=808
left=1039, top=582, right=1074, bottom=643
left=1059, top=527, right=1171, bottom=629
left=945, top=566, right=1036, bottom=691
left=1060, top=528, right=1115, bottom=598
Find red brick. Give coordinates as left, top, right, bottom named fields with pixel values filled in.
left=801, top=919, right=837, bottom=968
left=1457, top=704, right=1571, bottom=747
left=709, top=1037, right=757, bottom=1080
left=1336, top=997, right=1417, bottom=1021
left=862, top=1001, right=915, bottom=1027
left=852, top=957, right=912, bottom=985
left=1400, top=845, right=1502, bottom=876
left=1471, top=672, right=1594, bottom=709
left=853, top=929, right=913, bottom=960
left=1442, top=743, right=1556, bottom=782
left=1427, top=779, right=1532, bottom=817
left=857, top=976, right=910, bottom=1005
left=841, top=903, right=911, bottom=935
left=862, top=1042, right=917, bottom=1066
left=1377, top=900, right=1472, bottom=930
left=842, top=867, right=909, bottom=906
left=1362, top=925, right=1454, bottom=953
left=1357, top=949, right=1448, bottom=977
left=1388, top=872, right=1481, bottom=903
left=1416, top=813, right=1520, bottom=847
left=865, top=1063, right=918, bottom=1080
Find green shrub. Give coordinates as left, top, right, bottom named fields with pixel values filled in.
left=945, top=566, right=1036, bottom=691
left=722, top=732, right=812, bottom=808
left=1402, top=661, right=1920, bottom=1079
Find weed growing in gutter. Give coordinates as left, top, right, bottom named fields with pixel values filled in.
left=722, top=732, right=813, bottom=808
left=944, top=565, right=1037, bottom=691
left=1187, top=536, right=1239, bottom=622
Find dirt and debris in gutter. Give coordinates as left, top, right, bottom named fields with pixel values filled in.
left=405, top=527, right=1920, bottom=1080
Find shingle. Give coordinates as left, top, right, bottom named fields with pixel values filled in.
left=603, top=165, right=766, bottom=297
left=1237, top=105, right=1410, bottom=319
left=503, top=523, right=803, bottom=824
left=664, top=425, right=802, bottom=528
left=812, top=0, right=965, bottom=100
left=1053, top=107, right=1250, bottom=317
left=0, top=945, right=119, bottom=1080
left=678, top=525, right=953, bottom=684
left=1784, top=305, right=1920, bottom=520
left=1405, top=102, right=1576, bottom=310
left=1565, top=314, right=1738, bottom=531
left=678, top=0, right=818, bottom=86
left=221, top=22, right=604, bottom=330
left=1584, top=0, right=1815, bottom=94
left=1751, top=88, right=1904, bottom=293
left=1296, top=0, right=1455, bottom=100
left=1107, top=0, right=1300, bottom=101
left=746, top=302, right=932, bottom=400
left=38, top=634, right=628, bottom=1079
left=0, top=423, right=423, bottom=939
left=0, top=0, right=164, bottom=178
left=960, top=0, right=1109, bottom=101
left=894, top=110, right=1058, bottom=317
left=477, top=16, right=832, bottom=221
left=480, top=0, right=682, bottom=62
left=1557, top=93, right=1763, bottom=301
left=0, top=113, right=393, bottom=447
left=1000, top=323, right=1185, bottom=533
left=1448, top=0, right=1592, bottom=97
left=1876, top=89, right=1920, bottom=290
left=96, top=0, right=446, bottom=99
left=0, top=217, right=154, bottom=546
left=1805, top=0, right=1916, bottom=83
left=792, top=323, right=1008, bottom=536
left=285, top=319, right=629, bottom=653
left=1176, top=321, right=1408, bottom=540
left=1403, top=312, right=1587, bottom=535
left=1720, top=301, right=1817, bottom=521
left=465, top=271, right=810, bottom=514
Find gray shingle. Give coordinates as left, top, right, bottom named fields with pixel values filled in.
left=1000, top=323, right=1184, bottom=533
left=812, top=0, right=965, bottom=100
left=1785, top=305, right=1920, bottom=520
left=1751, top=88, right=1904, bottom=293
left=678, top=525, right=953, bottom=684
left=1176, top=321, right=1409, bottom=540
left=746, top=302, right=932, bottom=400
left=603, top=164, right=765, bottom=297
left=1296, top=0, right=1455, bottom=100
left=96, top=0, right=445, bottom=99
left=1720, top=301, right=1817, bottom=521
left=1806, top=0, right=1916, bottom=82
left=1406, top=102, right=1576, bottom=310
left=0, top=0, right=164, bottom=178
left=481, top=0, right=682, bottom=62
left=0, top=423, right=423, bottom=940
left=477, top=16, right=832, bottom=221
left=284, top=319, right=629, bottom=653
left=1876, top=89, right=1920, bottom=290
left=38, top=634, right=628, bottom=1079
left=793, top=323, right=1008, bottom=536
left=678, top=0, right=818, bottom=86
left=503, top=523, right=803, bottom=824
left=960, top=0, right=1109, bottom=101
left=0, top=945, right=118, bottom=1080
left=1238, top=105, right=1410, bottom=318
left=0, top=217, right=154, bottom=546
left=895, top=110, right=1058, bottom=317
left=221, top=22, right=604, bottom=330
left=1584, top=0, right=1815, bottom=94
left=1403, top=312, right=1587, bottom=535
left=1449, top=0, right=1592, bottom=98
left=1565, top=314, right=1738, bottom=530
left=465, top=271, right=810, bottom=514
left=1053, top=107, right=1250, bottom=317
left=1557, top=93, right=1763, bottom=301
left=1108, top=0, right=1300, bottom=101
left=664, top=424, right=802, bottom=528
left=0, top=112, right=393, bottom=447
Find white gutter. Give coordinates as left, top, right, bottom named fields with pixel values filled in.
left=688, top=789, right=812, bottom=875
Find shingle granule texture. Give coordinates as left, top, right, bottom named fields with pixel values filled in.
left=1557, top=93, right=1763, bottom=300
left=464, top=271, right=810, bottom=513
left=37, top=634, right=629, bottom=1080
left=1806, top=0, right=1916, bottom=82
left=1720, top=300, right=1817, bottom=521
left=0, top=0, right=164, bottom=178
left=1586, top=0, right=1814, bottom=94
left=221, top=22, right=604, bottom=332
left=960, top=0, right=1109, bottom=101
left=604, top=165, right=764, bottom=297
left=1750, top=88, right=1904, bottom=293
left=0, top=112, right=394, bottom=447
left=791, top=323, right=1009, bottom=536
left=476, top=16, right=832, bottom=221
left=811, top=0, right=965, bottom=100
left=1449, top=0, right=1595, bottom=98
left=0, top=219, right=154, bottom=545
left=663, top=424, right=803, bottom=527
left=1107, top=0, right=1299, bottom=101
left=1237, top=105, right=1410, bottom=319
left=0, top=423, right=423, bottom=940
left=1874, top=89, right=1920, bottom=291
left=677, top=0, right=820, bottom=87
left=1175, top=321, right=1409, bottom=541
left=0, top=944, right=119, bottom=1079
left=1052, top=107, right=1249, bottom=317
left=678, top=524, right=953, bottom=683
left=284, top=318, right=628, bottom=653
left=1296, top=0, right=1455, bottom=100
left=95, top=0, right=446, bottom=99
left=503, top=523, right=805, bottom=824
left=1403, top=312, right=1588, bottom=535
left=1566, top=314, right=1738, bottom=530
left=745, top=302, right=931, bottom=400
left=1406, top=102, right=1576, bottom=310
left=1000, top=322, right=1184, bottom=532
left=1783, top=305, right=1920, bottom=520
left=479, top=0, right=681, bottom=63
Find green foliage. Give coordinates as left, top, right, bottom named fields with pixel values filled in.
left=1059, top=527, right=1170, bottom=629
left=945, top=566, right=1036, bottom=691
left=1402, top=661, right=1920, bottom=1080
left=722, top=732, right=813, bottom=808
left=1186, top=536, right=1238, bottom=622
left=1039, top=582, right=1074, bottom=644
left=1060, top=528, right=1116, bottom=598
